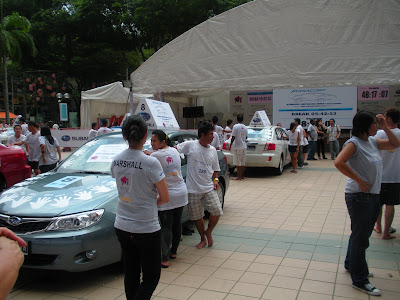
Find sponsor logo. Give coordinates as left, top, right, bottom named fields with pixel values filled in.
left=121, top=177, right=129, bottom=185
left=72, top=136, right=89, bottom=141
left=8, top=216, right=22, bottom=226
left=252, top=118, right=261, bottom=123
left=234, top=96, right=242, bottom=103
left=166, top=157, right=173, bottom=164
left=61, top=135, right=71, bottom=141
left=139, top=113, right=151, bottom=121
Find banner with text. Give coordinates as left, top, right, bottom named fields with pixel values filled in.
left=230, top=90, right=273, bottom=124
left=273, top=86, right=357, bottom=129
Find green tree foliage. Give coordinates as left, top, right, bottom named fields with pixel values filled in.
left=1, top=0, right=36, bottom=123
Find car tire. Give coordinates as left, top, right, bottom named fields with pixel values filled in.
left=274, top=155, right=284, bottom=176
left=0, top=177, right=6, bottom=192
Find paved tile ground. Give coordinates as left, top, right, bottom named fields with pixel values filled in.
left=7, top=159, right=400, bottom=300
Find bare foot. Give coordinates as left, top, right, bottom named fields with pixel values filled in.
left=205, top=230, right=214, bottom=247
left=196, top=240, right=208, bottom=249
left=382, top=234, right=396, bottom=240
left=374, top=226, right=382, bottom=234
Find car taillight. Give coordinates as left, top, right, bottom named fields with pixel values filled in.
left=264, top=143, right=275, bottom=151
left=222, top=142, right=228, bottom=150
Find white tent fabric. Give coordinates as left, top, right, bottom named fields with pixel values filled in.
left=80, top=82, right=152, bottom=128
left=131, top=0, right=400, bottom=94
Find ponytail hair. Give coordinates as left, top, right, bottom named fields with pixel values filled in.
left=122, top=115, right=147, bottom=144
left=152, top=130, right=172, bottom=147
left=40, top=126, right=54, bottom=145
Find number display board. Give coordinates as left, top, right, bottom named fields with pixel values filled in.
left=134, top=99, right=180, bottom=130
left=273, top=86, right=357, bottom=129
left=358, top=85, right=399, bottom=114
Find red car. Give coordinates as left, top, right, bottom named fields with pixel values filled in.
left=0, top=144, right=31, bottom=192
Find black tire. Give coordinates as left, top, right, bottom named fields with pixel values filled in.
left=0, top=177, right=6, bottom=192
left=274, top=156, right=284, bottom=176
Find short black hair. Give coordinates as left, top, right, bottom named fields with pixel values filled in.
left=330, top=118, right=335, bottom=123
left=227, top=119, right=233, bottom=126
left=294, top=118, right=300, bottom=125
left=289, top=122, right=297, bottom=130
left=237, top=114, right=244, bottom=123
left=91, top=122, right=97, bottom=129
left=385, top=108, right=399, bottom=124
left=198, top=121, right=214, bottom=138
left=14, top=124, right=22, bottom=130
left=122, top=115, right=147, bottom=144
left=101, top=119, right=108, bottom=127
left=28, top=121, right=39, bottom=128
left=212, top=116, right=218, bottom=124
left=352, top=111, right=375, bottom=138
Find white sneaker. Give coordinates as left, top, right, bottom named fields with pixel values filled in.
left=352, top=283, right=381, bottom=296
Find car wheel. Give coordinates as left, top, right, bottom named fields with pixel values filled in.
left=0, top=177, right=6, bottom=192
left=274, top=156, right=284, bottom=176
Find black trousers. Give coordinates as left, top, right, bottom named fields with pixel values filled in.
left=115, top=228, right=161, bottom=300
left=158, top=206, right=184, bottom=261
left=316, top=139, right=326, bottom=158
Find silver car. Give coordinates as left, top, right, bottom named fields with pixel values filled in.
left=0, top=131, right=229, bottom=272
left=222, top=126, right=291, bottom=175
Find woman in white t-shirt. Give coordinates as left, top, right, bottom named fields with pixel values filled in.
left=147, top=130, right=188, bottom=268
left=39, top=126, right=62, bottom=173
left=287, top=122, right=300, bottom=173
left=111, top=115, right=169, bottom=300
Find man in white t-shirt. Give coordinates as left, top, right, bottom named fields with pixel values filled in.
left=177, top=121, right=222, bottom=249
left=88, top=122, right=98, bottom=140
left=374, top=108, right=400, bottom=240
left=210, top=131, right=220, bottom=149
left=7, top=125, right=27, bottom=154
left=14, top=121, right=41, bottom=175
left=307, top=119, right=318, bottom=160
left=294, top=118, right=306, bottom=168
left=212, top=116, right=224, bottom=149
left=230, top=114, right=248, bottom=180
left=96, top=119, right=113, bottom=136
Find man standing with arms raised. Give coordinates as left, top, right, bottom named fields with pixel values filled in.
left=230, top=114, right=248, bottom=180
left=374, top=108, right=400, bottom=239
left=177, top=121, right=222, bottom=249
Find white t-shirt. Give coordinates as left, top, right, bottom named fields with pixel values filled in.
left=23, top=131, right=41, bottom=162
left=224, top=126, right=232, bottom=141
left=231, top=123, right=248, bottom=150
left=21, top=124, right=28, bottom=135
left=307, top=124, right=318, bottom=141
left=177, top=140, right=220, bottom=194
left=210, top=132, right=220, bottom=149
left=88, top=129, right=97, bottom=140
left=214, top=125, right=224, bottom=148
left=288, top=130, right=300, bottom=146
left=296, top=125, right=305, bottom=146
left=7, top=134, right=27, bottom=154
left=38, top=136, right=60, bottom=166
left=96, top=127, right=113, bottom=136
left=111, top=149, right=165, bottom=233
left=151, top=147, right=188, bottom=211
left=375, top=128, right=400, bottom=183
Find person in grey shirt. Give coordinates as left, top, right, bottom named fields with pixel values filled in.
left=327, top=118, right=341, bottom=159
left=335, top=111, right=400, bottom=296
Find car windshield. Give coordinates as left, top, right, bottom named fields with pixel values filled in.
left=57, top=133, right=154, bottom=174
left=0, top=128, right=14, bottom=137
left=247, top=128, right=273, bottom=140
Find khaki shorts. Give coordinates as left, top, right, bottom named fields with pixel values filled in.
left=188, top=191, right=223, bottom=220
left=233, top=149, right=246, bottom=166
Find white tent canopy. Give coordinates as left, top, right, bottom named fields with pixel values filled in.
left=80, top=82, right=152, bottom=128
left=131, top=0, right=400, bottom=94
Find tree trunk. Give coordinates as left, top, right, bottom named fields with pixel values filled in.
left=2, top=54, right=9, bottom=124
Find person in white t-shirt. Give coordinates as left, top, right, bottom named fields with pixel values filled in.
left=7, top=125, right=27, bottom=154
left=16, top=117, right=28, bottom=135
left=210, top=131, right=220, bottom=149
left=14, top=121, right=41, bottom=175
left=294, top=118, right=307, bottom=168
left=374, top=108, right=400, bottom=240
left=145, top=130, right=188, bottom=268
left=111, top=115, right=169, bottom=299
left=223, top=119, right=233, bottom=141
left=88, top=122, right=98, bottom=140
left=177, top=121, right=222, bottom=249
left=39, top=126, right=62, bottom=173
left=96, top=119, right=113, bottom=136
left=230, top=114, right=248, bottom=180
left=212, top=116, right=224, bottom=149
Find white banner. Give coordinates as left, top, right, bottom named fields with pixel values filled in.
left=273, top=86, right=357, bottom=129
left=51, top=129, right=91, bottom=148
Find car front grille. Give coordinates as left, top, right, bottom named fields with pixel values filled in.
left=0, top=215, right=54, bottom=234
left=23, top=254, right=58, bottom=266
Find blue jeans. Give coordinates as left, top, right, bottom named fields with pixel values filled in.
left=329, top=140, right=340, bottom=159
left=344, top=193, right=380, bottom=285
left=307, top=141, right=316, bottom=159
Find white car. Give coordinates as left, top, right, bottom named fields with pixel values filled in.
left=222, top=126, right=291, bottom=175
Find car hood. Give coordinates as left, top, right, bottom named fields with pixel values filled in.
left=0, top=172, right=117, bottom=217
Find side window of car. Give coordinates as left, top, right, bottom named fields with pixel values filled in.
left=275, top=129, right=283, bottom=140
left=280, top=129, right=288, bottom=139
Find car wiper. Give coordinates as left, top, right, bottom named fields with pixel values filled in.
left=75, top=171, right=109, bottom=175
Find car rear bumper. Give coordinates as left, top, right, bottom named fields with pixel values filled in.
left=222, top=151, right=281, bottom=168
left=18, top=218, right=121, bottom=272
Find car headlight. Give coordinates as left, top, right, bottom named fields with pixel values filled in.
left=46, top=209, right=104, bottom=231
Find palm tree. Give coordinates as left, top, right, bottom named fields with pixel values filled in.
left=1, top=0, right=36, bottom=123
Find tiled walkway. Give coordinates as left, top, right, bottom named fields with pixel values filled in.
left=8, top=160, right=400, bottom=300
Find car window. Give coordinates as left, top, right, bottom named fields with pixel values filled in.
left=247, top=128, right=273, bottom=140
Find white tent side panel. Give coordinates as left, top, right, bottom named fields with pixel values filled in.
left=131, top=0, right=400, bottom=94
